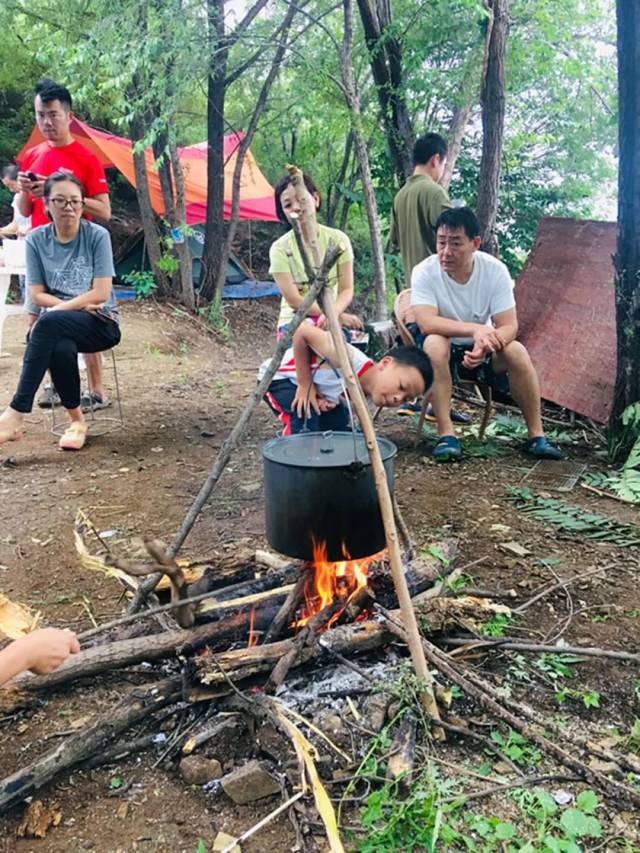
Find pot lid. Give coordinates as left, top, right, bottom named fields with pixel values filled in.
left=262, top=431, right=397, bottom=468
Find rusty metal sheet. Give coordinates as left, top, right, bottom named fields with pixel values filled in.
left=515, top=217, right=617, bottom=423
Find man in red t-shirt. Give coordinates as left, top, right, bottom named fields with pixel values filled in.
left=17, top=79, right=110, bottom=227
left=17, top=79, right=112, bottom=409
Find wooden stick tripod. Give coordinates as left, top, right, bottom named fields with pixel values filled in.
left=286, top=165, right=442, bottom=735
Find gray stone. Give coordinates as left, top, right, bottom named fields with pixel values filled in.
left=179, top=755, right=223, bottom=785
left=365, top=693, right=390, bottom=731
left=221, top=759, right=280, bottom=804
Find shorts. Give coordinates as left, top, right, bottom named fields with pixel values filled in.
left=264, top=378, right=350, bottom=436
left=406, top=323, right=509, bottom=394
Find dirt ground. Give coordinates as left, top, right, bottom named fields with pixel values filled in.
left=0, top=300, right=639, bottom=852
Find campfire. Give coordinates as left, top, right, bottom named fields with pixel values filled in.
left=293, top=538, right=383, bottom=629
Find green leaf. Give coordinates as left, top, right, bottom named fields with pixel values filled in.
left=559, top=808, right=602, bottom=838
left=109, top=776, right=123, bottom=789
left=575, top=790, right=598, bottom=814
left=195, top=842, right=207, bottom=853
left=495, top=821, right=516, bottom=840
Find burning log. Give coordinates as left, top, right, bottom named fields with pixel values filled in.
left=264, top=599, right=345, bottom=693
left=19, top=544, right=458, bottom=695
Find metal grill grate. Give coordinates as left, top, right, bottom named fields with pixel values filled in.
left=520, top=459, right=587, bottom=492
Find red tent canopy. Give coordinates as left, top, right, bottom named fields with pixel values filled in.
left=18, top=119, right=278, bottom=224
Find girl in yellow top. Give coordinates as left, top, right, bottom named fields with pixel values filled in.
left=269, top=173, right=363, bottom=339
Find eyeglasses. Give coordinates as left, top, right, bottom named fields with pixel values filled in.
left=48, top=197, right=83, bottom=209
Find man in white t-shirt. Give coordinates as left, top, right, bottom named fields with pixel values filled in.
left=410, top=206, right=561, bottom=462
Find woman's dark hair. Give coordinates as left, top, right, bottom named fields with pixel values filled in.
left=35, top=79, right=73, bottom=111
left=273, top=173, right=321, bottom=225
left=44, top=171, right=85, bottom=199
left=2, top=164, right=19, bottom=181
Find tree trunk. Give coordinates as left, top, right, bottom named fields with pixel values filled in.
left=200, top=0, right=228, bottom=303
left=152, top=128, right=175, bottom=224
left=211, top=2, right=298, bottom=301
left=476, top=0, right=509, bottom=255
left=441, top=103, right=473, bottom=192
left=326, top=131, right=354, bottom=227
left=609, top=0, right=640, bottom=446
left=342, top=0, right=387, bottom=320
left=129, top=116, right=171, bottom=297
left=355, top=0, right=414, bottom=184
left=170, top=139, right=195, bottom=311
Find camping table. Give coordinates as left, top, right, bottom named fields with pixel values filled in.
left=0, top=265, right=27, bottom=357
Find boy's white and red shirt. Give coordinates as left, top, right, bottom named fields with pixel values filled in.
left=259, top=343, right=373, bottom=404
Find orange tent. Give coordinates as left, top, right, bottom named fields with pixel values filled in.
left=18, top=119, right=278, bottom=224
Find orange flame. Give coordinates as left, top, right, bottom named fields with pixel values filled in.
left=294, top=538, right=383, bottom=629
left=247, top=605, right=259, bottom=648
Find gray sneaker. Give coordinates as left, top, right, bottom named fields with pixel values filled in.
left=38, top=384, right=62, bottom=408
left=81, top=391, right=111, bottom=413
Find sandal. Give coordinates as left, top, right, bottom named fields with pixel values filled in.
left=522, top=436, right=562, bottom=460
left=432, top=434, right=462, bottom=462
left=59, top=422, right=88, bottom=451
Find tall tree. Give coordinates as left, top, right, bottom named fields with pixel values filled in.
left=355, top=0, right=414, bottom=184
left=609, top=0, right=640, bottom=449
left=199, top=0, right=270, bottom=303
left=476, top=0, right=509, bottom=255
left=211, top=2, right=298, bottom=301
left=341, top=0, right=387, bottom=319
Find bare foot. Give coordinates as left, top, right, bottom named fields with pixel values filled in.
left=0, top=408, right=24, bottom=446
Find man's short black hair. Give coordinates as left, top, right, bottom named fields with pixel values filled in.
left=386, top=345, right=433, bottom=394
left=34, top=79, right=72, bottom=111
left=2, top=164, right=19, bottom=181
left=435, top=206, right=480, bottom=240
left=412, top=133, right=447, bottom=167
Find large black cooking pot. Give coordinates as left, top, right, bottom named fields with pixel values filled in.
left=262, top=431, right=397, bottom=562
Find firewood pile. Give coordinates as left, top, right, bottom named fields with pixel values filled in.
left=2, top=513, right=639, bottom=852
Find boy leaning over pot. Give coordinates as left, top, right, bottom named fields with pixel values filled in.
left=259, top=323, right=433, bottom=435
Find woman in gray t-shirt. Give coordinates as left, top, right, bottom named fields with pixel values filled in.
left=0, top=172, right=120, bottom=451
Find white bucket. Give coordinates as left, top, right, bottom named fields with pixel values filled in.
left=2, top=239, right=26, bottom=268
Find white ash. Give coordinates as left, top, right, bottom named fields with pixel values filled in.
left=274, top=659, right=398, bottom=713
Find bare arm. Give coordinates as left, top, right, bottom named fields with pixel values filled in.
left=273, top=270, right=322, bottom=317
left=414, top=303, right=486, bottom=340
left=83, top=193, right=111, bottom=222
left=31, top=277, right=112, bottom=311
left=0, top=221, right=18, bottom=238
left=0, top=628, right=80, bottom=686
left=291, top=324, right=343, bottom=417
left=462, top=307, right=519, bottom=369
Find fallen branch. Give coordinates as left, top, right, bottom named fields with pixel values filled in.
left=377, top=607, right=640, bottom=808
left=442, top=637, right=640, bottom=665
left=0, top=678, right=182, bottom=813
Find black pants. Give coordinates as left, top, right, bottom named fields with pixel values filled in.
left=11, top=310, right=121, bottom=413
left=265, top=379, right=350, bottom=435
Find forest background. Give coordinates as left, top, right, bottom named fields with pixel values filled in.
left=0, top=0, right=618, bottom=299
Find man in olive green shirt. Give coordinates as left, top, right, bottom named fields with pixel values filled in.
left=390, top=133, right=452, bottom=286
